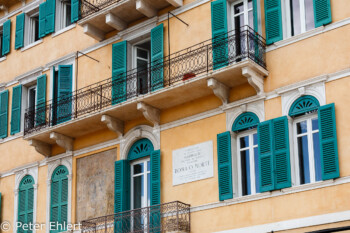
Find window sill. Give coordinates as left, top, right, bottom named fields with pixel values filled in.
left=0, top=56, right=6, bottom=62
left=52, top=23, right=76, bottom=38
left=0, top=132, right=24, bottom=144
left=21, top=39, right=43, bottom=52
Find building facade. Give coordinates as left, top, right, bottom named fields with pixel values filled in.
left=0, top=0, right=349, bottom=232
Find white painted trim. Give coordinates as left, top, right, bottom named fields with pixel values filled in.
left=5, top=79, right=19, bottom=87
left=0, top=0, right=42, bottom=25
left=267, top=17, right=350, bottom=52
left=21, top=39, right=43, bottom=52
left=0, top=56, right=6, bottom=63
left=215, top=210, right=350, bottom=233
left=73, top=138, right=121, bottom=157
left=52, top=23, right=76, bottom=38
left=0, top=132, right=23, bottom=144
left=45, top=52, right=77, bottom=69
left=13, top=163, right=39, bottom=233
left=45, top=155, right=73, bottom=233
left=15, top=67, right=43, bottom=84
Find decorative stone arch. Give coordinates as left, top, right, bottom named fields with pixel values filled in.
left=120, top=125, right=160, bottom=160
left=14, top=164, right=39, bottom=233
left=288, top=95, right=320, bottom=117
left=281, top=82, right=325, bottom=116
left=226, top=99, right=265, bottom=132
left=45, top=155, right=72, bottom=233
left=232, top=112, right=260, bottom=132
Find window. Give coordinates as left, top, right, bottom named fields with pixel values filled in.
left=237, top=131, right=260, bottom=196
left=26, top=85, right=37, bottom=129
left=0, top=27, right=3, bottom=58
left=24, top=11, right=40, bottom=46
left=133, top=40, right=151, bottom=95
left=56, top=0, right=73, bottom=32
left=231, top=0, right=254, bottom=30
left=293, top=114, right=322, bottom=185
left=288, top=0, right=315, bottom=36
left=131, top=158, right=151, bottom=210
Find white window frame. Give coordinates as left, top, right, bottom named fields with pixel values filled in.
left=130, top=157, right=151, bottom=210
left=55, top=0, right=72, bottom=32
left=236, top=128, right=259, bottom=196
left=131, top=38, right=151, bottom=70
left=24, top=10, right=40, bottom=47
left=229, top=0, right=254, bottom=31
left=283, top=0, right=315, bottom=38
left=292, top=112, right=321, bottom=186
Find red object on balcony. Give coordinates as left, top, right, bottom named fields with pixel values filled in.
left=183, top=73, right=196, bottom=81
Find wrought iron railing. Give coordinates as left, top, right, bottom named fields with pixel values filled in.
left=24, top=27, right=266, bottom=136
left=81, top=201, right=191, bottom=233
left=81, top=0, right=121, bottom=18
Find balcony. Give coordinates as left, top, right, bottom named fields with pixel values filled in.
left=81, top=201, right=191, bottom=233
left=79, top=0, right=182, bottom=40
left=24, top=27, right=268, bottom=155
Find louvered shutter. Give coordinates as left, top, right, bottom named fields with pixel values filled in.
left=39, top=2, right=46, bottom=38
left=112, top=41, right=127, bottom=105
left=264, top=0, right=282, bottom=45
left=150, top=150, right=161, bottom=233
left=258, top=120, right=274, bottom=192
left=114, top=160, right=130, bottom=233
left=36, top=75, right=47, bottom=126
left=252, top=0, right=258, bottom=32
left=211, top=0, right=228, bottom=70
left=50, top=180, right=60, bottom=231
left=0, top=90, right=9, bottom=139
left=10, top=85, right=22, bottom=135
left=57, top=65, right=73, bottom=124
left=45, top=0, right=56, bottom=34
left=18, top=189, right=26, bottom=232
left=151, top=24, right=164, bottom=91
left=71, top=0, right=80, bottom=23
left=2, top=20, right=11, bottom=56
left=18, top=176, right=34, bottom=233
left=272, top=116, right=291, bottom=189
left=217, top=132, right=233, bottom=200
left=313, top=0, right=332, bottom=28
left=15, top=13, right=25, bottom=49
left=318, top=103, right=339, bottom=180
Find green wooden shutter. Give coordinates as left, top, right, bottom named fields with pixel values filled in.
left=264, top=0, right=283, bottom=45
left=211, top=0, right=228, bottom=70
left=253, top=0, right=259, bottom=32
left=36, top=75, right=47, bottom=126
left=217, top=131, right=233, bottom=201
left=258, top=120, right=274, bottom=192
left=71, top=0, right=80, bottom=23
left=114, top=160, right=130, bottom=233
left=18, top=175, right=34, bottom=233
left=151, top=24, right=164, bottom=91
left=112, top=41, right=127, bottom=105
left=272, top=116, right=291, bottom=189
left=318, top=103, right=339, bottom=180
left=10, top=85, right=22, bottom=135
left=0, top=90, right=9, bottom=139
left=51, top=166, right=69, bottom=233
left=57, top=65, right=73, bottom=124
left=39, top=2, right=46, bottom=38
left=2, top=20, right=11, bottom=56
left=150, top=150, right=161, bottom=233
left=313, top=0, right=332, bottom=28
left=15, top=13, right=25, bottom=49
left=46, top=0, right=56, bottom=35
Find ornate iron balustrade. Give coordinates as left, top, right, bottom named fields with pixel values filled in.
left=81, top=0, right=122, bottom=18
left=24, top=27, right=266, bottom=136
left=81, top=201, right=191, bottom=233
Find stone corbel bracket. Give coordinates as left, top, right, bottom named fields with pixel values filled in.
left=83, top=24, right=105, bottom=41
left=101, top=115, right=124, bottom=136
left=29, top=140, right=51, bottom=157
left=242, top=66, right=264, bottom=96
left=136, top=0, right=157, bottom=18
left=166, top=0, right=183, bottom=7
left=207, top=78, right=229, bottom=105
left=50, top=132, right=74, bottom=152
left=106, top=13, right=127, bottom=31
left=137, top=102, right=160, bottom=127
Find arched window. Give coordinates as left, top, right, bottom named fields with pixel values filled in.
left=290, top=95, right=321, bottom=185
left=233, top=112, right=260, bottom=196
left=18, top=175, right=34, bottom=233
left=50, top=165, right=69, bottom=233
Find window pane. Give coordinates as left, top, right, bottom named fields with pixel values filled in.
left=34, top=16, right=39, bottom=42
left=234, top=14, right=245, bottom=30
left=297, top=121, right=308, bottom=134
left=248, top=10, right=254, bottom=28
left=65, top=3, right=72, bottom=27
left=312, top=118, right=319, bottom=131
left=147, top=173, right=150, bottom=206
left=313, top=132, right=322, bottom=181
left=234, top=2, right=244, bottom=14
left=254, top=147, right=260, bottom=193
left=133, top=175, right=144, bottom=209
left=290, top=0, right=301, bottom=36
left=297, top=135, right=310, bottom=184
left=29, top=88, right=36, bottom=110
left=147, top=161, right=150, bottom=172
left=134, top=163, right=144, bottom=175
left=253, top=133, right=258, bottom=145
left=241, top=150, right=251, bottom=195
left=240, top=136, right=249, bottom=148
left=137, top=48, right=149, bottom=59
left=248, top=0, right=253, bottom=9
left=304, top=0, right=315, bottom=31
